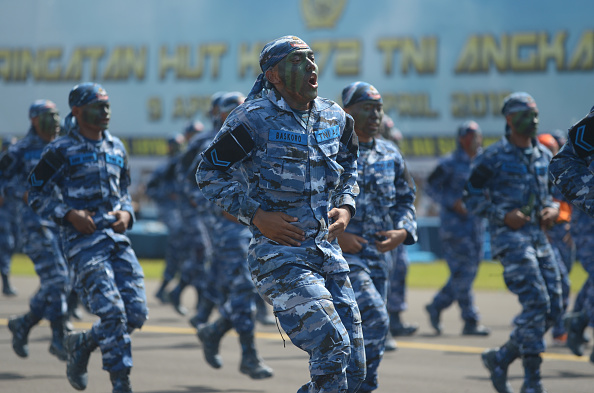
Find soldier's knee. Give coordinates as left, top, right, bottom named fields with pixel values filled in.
left=126, top=302, right=148, bottom=330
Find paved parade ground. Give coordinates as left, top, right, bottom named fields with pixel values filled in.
left=1, top=276, right=592, bottom=393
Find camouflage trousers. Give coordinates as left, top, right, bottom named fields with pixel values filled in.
left=349, top=266, right=389, bottom=393
left=22, top=225, right=69, bottom=322
left=500, top=245, right=562, bottom=355
left=386, top=245, right=408, bottom=314
left=255, top=264, right=366, bottom=393
left=213, top=231, right=256, bottom=334
left=573, top=232, right=594, bottom=326
left=69, top=238, right=148, bottom=372
left=178, top=216, right=211, bottom=291
left=430, top=232, right=482, bottom=322
left=0, top=215, right=16, bottom=275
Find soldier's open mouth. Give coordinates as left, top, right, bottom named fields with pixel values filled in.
left=308, top=74, right=318, bottom=89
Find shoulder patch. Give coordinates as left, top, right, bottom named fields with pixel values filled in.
left=203, top=124, right=254, bottom=170
left=28, top=149, right=66, bottom=189
left=569, top=112, right=594, bottom=158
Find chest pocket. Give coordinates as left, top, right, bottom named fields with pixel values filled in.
left=105, top=153, right=124, bottom=196
left=261, top=130, right=308, bottom=193
left=499, top=162, right=527, bottom=201
left=318, top=139, right=343, bottom=190
left=372, top=160, right=396, bottom=206
left=66, top=152, right=101, bottom=199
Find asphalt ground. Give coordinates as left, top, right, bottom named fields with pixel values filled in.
left=1, top=276, right=592, bottom=393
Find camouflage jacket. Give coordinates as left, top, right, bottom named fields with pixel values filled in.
left=27, top=126, right=135, bottom=255
left=427, top=147, right=484, bottom=234
left=0, top=128, right=56, bottom=228
left=463, top=136, right=557, bottom=257
left=197, top=88, right=359, bottom=277
left=549, top=140, right=594, bottom=218
left=343, top=139, right=417, bottom=271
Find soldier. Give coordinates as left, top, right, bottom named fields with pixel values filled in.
left=425, top=120, right=490, bottom=336
left=195, top=91, right=274, bottom=380
left=548, top=106, right=594, bottom=364
left=2, top=100, right=70, bottom=361
left=338, top=82, right=417, bottom=392
left=197, top=36, right=365, bottom=393
left=146, top=132, right=186, bottom=303
left=536, top=133, right=573, bottom=346
left=0, top=135, right=18, bottom=296
left=27, top=83, right=148, bottom=393
left=379, top=116, right=418, bottom=346
left=464, top=92, right=562, bottom=393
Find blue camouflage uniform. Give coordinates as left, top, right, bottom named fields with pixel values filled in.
left=1, top=128, right=70, bottom=323
left=0, top=137, right=18, bottom=291
left=197, top=65, right=365, bottom=393
left=27, top=122, right=148, bottom=373
left=426, top=141, right=485, bottom=325
left=464, top=134, right=562, bottom=355
left=568, top=208, right=594, bottom=328
left=549, top=109, right=594, bottom=339
left=342, top=134, right=417, bottom=392
left=170, top=130, right=214, bottom=303
left=145, top=150, right=185, bottom=286
left=387, top=245, right=409, bottom=315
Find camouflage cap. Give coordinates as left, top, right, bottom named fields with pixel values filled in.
left=218, top=91, right=245, bottom=114
left=342, top=81, right=382, bottom=108
left=68, top=82, right=109, bottom=109
left=501, top=92, right=537, bottom=116
left=29, top=99, right=58, bottom=119
left=247, top=35, right=310, bottom=101
left=457, top=120, right=481, bottom=137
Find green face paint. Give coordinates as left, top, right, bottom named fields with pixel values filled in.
left=349, top=100, right=384, bottom=140
left=37, top=110, right=60, bottom=137
left=276, top=49, right=318, bottom=106
left=82, top=101, right=111, bottom=129
left=510, top=109, right=538, bottom=137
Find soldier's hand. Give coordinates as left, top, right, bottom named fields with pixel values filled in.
left=66, top=209, right=96, bottom=234
left=375, top=229, right=407, bottom=253
left=540, top=207, right=559, bottom=231
left=504, top=208, right=530, bottom=230
left=337, top=232, right=368, bottom=254
left=452, top=199, right=467, bottom=216
left=253, top=208, right=305, bottom=246
left=328, top=207, right=351, bottom=242
left=0, top=196, right=4, bottom=207
left=109, top=210, right=131, bottom=233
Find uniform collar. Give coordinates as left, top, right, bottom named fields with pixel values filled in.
left=68, top=125, right=113, bottom=144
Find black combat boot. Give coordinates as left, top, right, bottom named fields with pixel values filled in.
left=462, top=319, right=491, bottom=336
left=389, top=312, right=419, bottom=336
left=520, top=355, right=546, bottom=393
left=7, top=311, right=41, bottom=357
left=196, top=317, right=233, bottom=368
left=110, top=368, right=132, bottom=393
left=238, top=332, right=274, bottom=379
left=564, top=312, right=589, bottom=356
left=2, top=272, right=17, bottom=296
left=154, top=279, right=170, bottom=304
left=67, top=290, right=83, bottom=321
left=189, top=292, right=215, bottom=328
left=49, top=317, right=68, bottom=361
left=425, top=303, right=442, bottom=335
left=168, top=280, right=188, bottom=316
left=481, top=339, right=520, bottom=393
left=64, top=330, right=98, bottom=390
